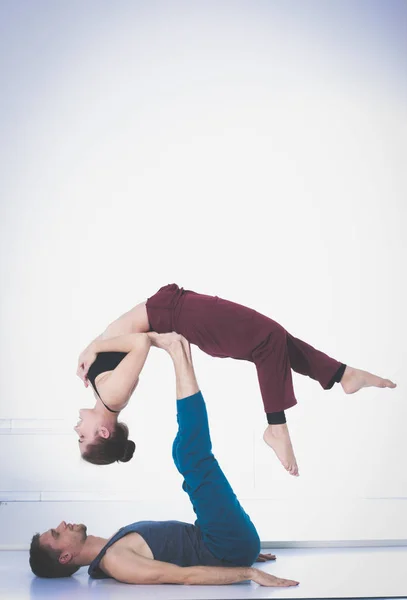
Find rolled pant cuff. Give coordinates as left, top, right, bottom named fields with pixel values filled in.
left=324, top=363, right=347, bottom=390
left=177, top=391, right=203, bottom=403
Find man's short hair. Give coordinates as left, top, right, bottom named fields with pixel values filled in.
left=29, top=533, right=80, bottom=578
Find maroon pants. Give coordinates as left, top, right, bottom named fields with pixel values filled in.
left=146, top=284, right=342, bottom=413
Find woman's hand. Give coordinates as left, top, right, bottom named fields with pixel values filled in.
left=77, top=344, right=98, bottom=387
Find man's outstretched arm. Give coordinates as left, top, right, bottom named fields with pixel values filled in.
left=102, top=548, right=298, bottom=587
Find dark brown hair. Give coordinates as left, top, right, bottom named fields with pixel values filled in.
left=82, top=422, right=136, bottom=465
left=29, top=533, right=80, bottom=578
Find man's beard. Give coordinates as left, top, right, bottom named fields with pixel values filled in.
left=78, top=524, right=87, bottom=540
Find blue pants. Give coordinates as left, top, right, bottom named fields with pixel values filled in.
left=172, top=391, right=260, bottom=566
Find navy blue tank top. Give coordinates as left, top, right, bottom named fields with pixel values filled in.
left=87, top=352, right=127, bottom=413
left=88, top=520, right=225, bottom=578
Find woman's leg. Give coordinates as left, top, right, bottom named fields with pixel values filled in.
left=148, top=286, right=344, bottom=410
left=157, top=285, right=396, bottom=398
left=148, top=285, right=396, bottom=475
left=147, top=286, right=334, bottom=477
left=285, top=333, right=344, bottom=388
left=285, top=332, right=396, bottom=393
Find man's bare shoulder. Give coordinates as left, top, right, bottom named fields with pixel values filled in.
left=100, top=545, right=149, bottom=578
left=102, top=530, right=152, bottom=560
left=98, top=545, right=186, bottom=585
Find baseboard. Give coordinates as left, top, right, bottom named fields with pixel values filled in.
left=261, top=539, right=407, bottom=548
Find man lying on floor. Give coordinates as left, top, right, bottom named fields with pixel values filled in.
left=29, top=332, right=299, bottom=588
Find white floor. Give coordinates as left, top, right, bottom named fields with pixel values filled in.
left=0, top=547, right=406, bottom=600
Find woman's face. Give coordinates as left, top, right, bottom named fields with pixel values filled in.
left=74, top=409, right=100, bottom=452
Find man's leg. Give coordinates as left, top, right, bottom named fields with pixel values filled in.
left=149, top=333, right=260, bottom=566
left=172, top=391, right=260, bottom=565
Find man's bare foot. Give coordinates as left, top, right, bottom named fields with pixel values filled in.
left=148, top=332, right=192, bottom=362
left=263, top=424, right=299, bottom=476
left=148, top=331, right=182, bottom=351
left=341, top=366, right=397, bottom=395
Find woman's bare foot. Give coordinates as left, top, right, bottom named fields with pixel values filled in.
left=263, top=424, right=299, bottom=476
left=341, top=366, right=397, bottom=395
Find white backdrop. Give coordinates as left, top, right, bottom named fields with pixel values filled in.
left=0, top=0, right=406, bottom=547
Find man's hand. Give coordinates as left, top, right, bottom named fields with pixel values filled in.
left=76, top=344, right=97, bottom=387
left=255, top=553, right=276, bottom=562
left=250, top=568, right=299, bottom=587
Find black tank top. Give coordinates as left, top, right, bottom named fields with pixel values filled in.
left=87, top=352, right=127, bottom=413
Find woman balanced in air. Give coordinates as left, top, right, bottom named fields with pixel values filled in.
left=75, top=284, right=396, bottom=475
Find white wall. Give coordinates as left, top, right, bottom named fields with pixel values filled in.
left=0, top=0, right=406, bottom=547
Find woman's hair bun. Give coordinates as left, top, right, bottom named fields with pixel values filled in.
left=119, top=440, right=136, bottom=463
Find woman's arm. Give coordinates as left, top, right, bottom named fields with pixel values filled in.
left=92, top=333, right=150, bottom=354
left=77, top=302, right=150, bottom=382
left=88, top=334, right=152, bottom=412
left=77, top=333, right=149, bottom=383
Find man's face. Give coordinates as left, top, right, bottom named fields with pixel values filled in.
left=40, top=521, right=87, bottom=563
